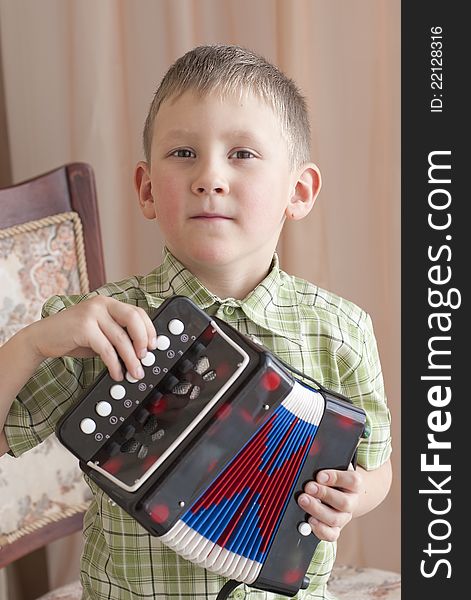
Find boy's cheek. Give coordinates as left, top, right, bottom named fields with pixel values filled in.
left=154, top=180, right=184, bottom=204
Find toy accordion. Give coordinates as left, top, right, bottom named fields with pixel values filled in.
left=56, top=296, right=366, bottom=598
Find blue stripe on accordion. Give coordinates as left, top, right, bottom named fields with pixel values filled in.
left=181, top=402, right=319, bottom=563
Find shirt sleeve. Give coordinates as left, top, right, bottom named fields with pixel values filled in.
left=340, top=312, right=392, bottom=470
left=4, top=294, right=103, bottom=457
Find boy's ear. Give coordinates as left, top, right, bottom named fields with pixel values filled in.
left=134, top=161, right=156, bottom=220
left=285, top=163, right=322, bottom=221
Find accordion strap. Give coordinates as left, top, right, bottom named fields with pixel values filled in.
left=216, top=580, right=241, bottom=600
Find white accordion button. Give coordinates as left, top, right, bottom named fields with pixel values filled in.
left=125, top=371, right=138, bottom=383
left=141, top=351, right=156, bottom=367
left=80, top=418, right=97, bottom=434
left=168, top=319, right=185, bottom=335
left=110, top=384, right=126, bottom=400
left=156, top=335, right=171, bottom=351
left=95, top=401, right=112, bottom=417
left=298, top=522, right=312, bottom=537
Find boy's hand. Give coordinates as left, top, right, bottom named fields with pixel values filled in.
left=28, top=297, right=157, bottom=381
left=297, top=466, right=363, bottom=542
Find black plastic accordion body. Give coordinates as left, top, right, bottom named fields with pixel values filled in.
left=57, top=296, right=366, bottom=597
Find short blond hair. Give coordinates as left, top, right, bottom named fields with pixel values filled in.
left=143, top=44, right=311, bottom=169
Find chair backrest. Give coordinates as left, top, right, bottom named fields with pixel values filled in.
left=0, top=162, right=106, bottom=568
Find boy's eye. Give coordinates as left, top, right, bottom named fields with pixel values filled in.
left=230, top=150, right=256, bottom=159
left=171, top=149, right=195, bottom=158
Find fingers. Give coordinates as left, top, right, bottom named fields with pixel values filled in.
left=298, top=492, right=345, bottom=541
left=297, top=468, right=363, bottom=542
left=299, top=488, right=353, bottom=526
left=93, top=320, right=141, bottom=382
left=95, top=304, right=153, bottom=380
left=308, top=483, right=355, bottom=513
left=107, top=303, right=157, bottom=360
left=76, top=298, right=157, bottom=382
left=85, top=327, right=127, bottom=382
left=308, top=517, right=341, bottom=543
left=298, top=492, right=351, bottom=541
left=316, top=469, right=363, bottom=495
left=30, top=297, right=159, bottom=382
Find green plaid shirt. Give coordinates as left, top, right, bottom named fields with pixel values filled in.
left=5, top=248, right=391, bottom=600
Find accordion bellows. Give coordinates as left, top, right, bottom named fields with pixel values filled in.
left=160, top=383, right=324, bottom=583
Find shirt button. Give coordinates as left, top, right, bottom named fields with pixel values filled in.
left=233, top=591, right=245, bottom=600
left=224, top=305, right=235, bottom=316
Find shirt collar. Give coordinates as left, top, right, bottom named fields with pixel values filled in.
left=142, top=247, right=303, bottom=344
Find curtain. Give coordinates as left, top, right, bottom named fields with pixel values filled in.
left=0, top=0, right=400, bottom=594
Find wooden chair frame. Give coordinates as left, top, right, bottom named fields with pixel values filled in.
left=0, top=162, right=106, bottom=568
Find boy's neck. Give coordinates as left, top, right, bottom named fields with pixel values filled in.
left=170, top=250, right=274, bottom=301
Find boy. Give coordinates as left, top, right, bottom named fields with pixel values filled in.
left=0, top=45, right=392, bottom=599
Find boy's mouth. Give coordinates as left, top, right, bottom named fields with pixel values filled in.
left=191, top=213, right=233, bottom=220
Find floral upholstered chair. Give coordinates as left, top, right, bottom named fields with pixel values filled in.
left=0, top=163, right=106, bottom=599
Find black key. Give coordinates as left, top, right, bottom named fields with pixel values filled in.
left=143, top=415, right=159, bottom=435
left=107, top=441, right=122, bottom=457
left=178, top=358, right=194, bottom=374
left=162, top=374, right=179, bottom=392
left=121, top=424, right=136, bottom=440
left=135, top=408, right=150, bottom=425
left=121, top=438, right=140, bottom=454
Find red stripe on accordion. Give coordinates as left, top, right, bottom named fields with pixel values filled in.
left=190, top=411, right=313, bottom=554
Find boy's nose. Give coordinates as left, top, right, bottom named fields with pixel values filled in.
left=191, top=169, right=229, bottom=196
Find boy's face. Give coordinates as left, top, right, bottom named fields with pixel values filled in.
left=136, top=89, right=318, bottom=279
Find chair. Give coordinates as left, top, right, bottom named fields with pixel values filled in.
left=0, top=163, right=106, bottom=599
